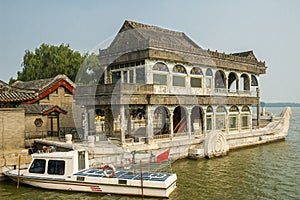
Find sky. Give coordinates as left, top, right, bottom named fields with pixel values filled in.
left=1, top=0, right=300, bottom=103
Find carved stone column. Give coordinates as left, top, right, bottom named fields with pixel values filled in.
left=83, top=108, right=89, bottom=140
left=257, top=88, right=260, bottom=128
left=120, top=105, right=126, bottom=145
left=203, top=112, right=207, bottom=135
left=88, top=107, right=95, bottom=136
left=146, top=105, right=153, bottom=143
left=187, top=107, right=192, bottom=137
left=225, top=111, right=229, bottom=134
left=169, top=110, right=174, bottom=139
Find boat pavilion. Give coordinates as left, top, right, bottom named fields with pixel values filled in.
left=75, top=20, right=266, bottom=146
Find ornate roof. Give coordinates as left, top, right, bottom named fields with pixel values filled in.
left=101, top=20, right=201, bottom=56
left=98, top=20, right=266, bottom=75
left=12, top=74, right=75, bottom=104
left=119, top=20, right=201, bottom=49
left=0, top=80, right=36, bottom=103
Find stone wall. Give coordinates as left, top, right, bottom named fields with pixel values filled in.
left=0, top=108, right=25, bottom=150
left=0, top=149, right=32, bottom=176
left=24, top=114, right=48, bottom=139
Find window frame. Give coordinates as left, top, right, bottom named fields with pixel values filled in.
left=47, top=160, right=66, bottom=175
left=29, top=159, right=46, bottom=174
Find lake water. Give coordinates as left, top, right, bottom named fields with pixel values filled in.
left=1, top=107, right=299, bottom=200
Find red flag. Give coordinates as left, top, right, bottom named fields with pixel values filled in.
left=156, top=149, right=170, bottom=163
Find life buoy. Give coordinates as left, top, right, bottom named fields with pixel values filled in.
left=102, top=164, right=116, bottom=178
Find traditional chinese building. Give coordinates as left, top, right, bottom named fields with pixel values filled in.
left=75, top=20, right=266, bottom=149
left=0, top=80, right=37, bottom=149
left=12, top=74, right=76, bottom=138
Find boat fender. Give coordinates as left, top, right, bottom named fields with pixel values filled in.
left=103, top=164, right=116, bottom=178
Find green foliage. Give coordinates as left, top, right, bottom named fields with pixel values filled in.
left=12, top=43, right=86, bottom=82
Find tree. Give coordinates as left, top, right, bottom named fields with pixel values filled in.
left=10, top=43, right=86, bottom=84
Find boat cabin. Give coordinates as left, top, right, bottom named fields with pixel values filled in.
left=27, top=149, right=89, bottom=178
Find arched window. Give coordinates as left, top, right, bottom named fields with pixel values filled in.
left=190, top=67, right=203, bottom=88
left=242, top=105, right=250, bottom=112
left=153, top=106, right=170, bottom=136
left=215, top=70, right=226, bottom=89
left=173, top=64, right=187, bottom=74
left=206, top=68, right=213, bottom=76
left=241, top=105, right=250, bottom=129
left=228, top=72, right=238, bottom=92
left=240, top=74, right=250, bottom=91
left=216, top=105, right=226, bottom=113
left=251, top=75, right=258, bottom=86
left=229, top=105, right=239, bottom=112
left=191, top=106, right=204, bottom=134
left=229, top=105, right=239, bottom=131
left=205, top=68, right=213, bottom=88
left=153, top=62, right=169, bottom=72
left=173, top=106, right=187, bottom=134
left=216, top=105, right=226, bottom=131
left=153, top=62, right=168, bottom=85
left=191, top=67, right=203, bottom=75
left=173, top=64, right=187, bottom=87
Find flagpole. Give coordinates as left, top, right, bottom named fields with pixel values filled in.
left=140, top=160, right=144, bottom=199
left=17, top=155, right=21, bottom=189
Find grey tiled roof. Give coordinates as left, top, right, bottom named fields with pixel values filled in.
left=106, top=20, right=201, bottom=53
left=122, top=20, right=201, bottom=49
left=232, top=51, right=257, bottom=61
left=0, top=80, right=36, bottom=103
left=12, top=74, right=75, bottom=93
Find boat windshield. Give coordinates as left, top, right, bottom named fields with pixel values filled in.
left=29, top=159, right=46, bottom=174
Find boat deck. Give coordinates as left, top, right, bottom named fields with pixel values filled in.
left=74, top=168, right=172, bottom=182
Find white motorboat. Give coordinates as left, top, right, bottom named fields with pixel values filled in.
left=4, top=149, right=177, bottom=198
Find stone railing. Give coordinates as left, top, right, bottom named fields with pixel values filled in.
left=76, top=83, right=257, bottom=98
left=153, top=134, right=170, bottom=140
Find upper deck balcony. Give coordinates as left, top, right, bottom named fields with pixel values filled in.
left=75, top=83, right=257, bottom=100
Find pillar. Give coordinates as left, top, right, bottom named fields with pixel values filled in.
left=203, top=112, right=207, bottom=135
left=213, top=107, right=216, bottom=130
left=120, top=105, right=126, bottom=145
left=88, top=107, right=95, bottom=136
left=57, top=114, right=60, bottom=137
left=104, top=108, right=114, bottom=137
left=236, top=78, right=240, bottom=93
left=238, top=112, right=241, bottom=132
left=127, top=106, right=131, bottom=136
left=83, top=108, right=89, bottom=140
left=169, top=112, right=174, bottom=139
left=187, top=108, right=192, bottom=137
left=133, top=68, right=136, bottom=83
left=225, top=112, right=229, bottom=134
left=225, top=77, right=228, bottom=94
left=146, top=105, right=153, bottom=143
left=250, top=111, right=253, bottom=133
left=256, top=88, right=260, bottom=128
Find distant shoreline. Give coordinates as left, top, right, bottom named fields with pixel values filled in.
left=260, top=102, right=300, bottom=107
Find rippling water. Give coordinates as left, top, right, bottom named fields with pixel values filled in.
left=1, top=107, right=299, bottom=200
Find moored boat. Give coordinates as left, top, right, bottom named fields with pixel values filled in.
left=4, top=149, right=177, bottom=198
